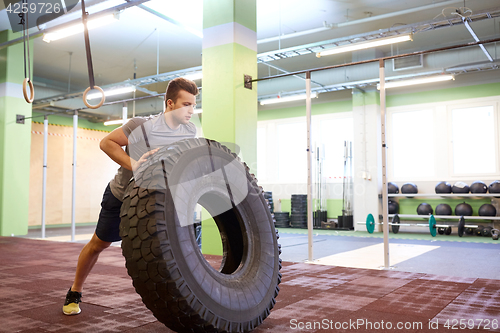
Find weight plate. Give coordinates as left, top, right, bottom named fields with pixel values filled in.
left=445, top=227, right=452, bottom=235
left=491, top=229, right=499, bottom=240
left=391, top=214, right=400, bottom=234
left=429, top=215, right=437, bottom=237
left=458, top=216, right=465, bottom=237
left=366, top=214, right=375, bottom=234
left=437, top=227, right=445, bottom=235
left=465, top=228, right=473, bottom=235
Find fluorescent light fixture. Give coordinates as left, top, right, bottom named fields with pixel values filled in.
left=43, top=14, right=119, bottom=43
left=182, top=72, right=203, bottom=81
left=377, top=75, right=454, bottom=89
left=104, top=118, right=130, bottom=126
left=260, top=92, right=318, bottom=105
left=317, top=34, right=413, bottom=57
left=86, top=86, right=136, bottom=100
left=194, top=108, right=202, bottom=114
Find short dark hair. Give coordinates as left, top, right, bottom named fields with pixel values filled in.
left=165, top=77, right=199, bottom=105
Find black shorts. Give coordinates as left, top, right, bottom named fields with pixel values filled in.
left=95, top=183, right=123, bottom=243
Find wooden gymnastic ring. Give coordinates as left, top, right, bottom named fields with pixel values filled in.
left=83, top=86, right=105, bottom=109
left=23, top=78, right=34, bottom=103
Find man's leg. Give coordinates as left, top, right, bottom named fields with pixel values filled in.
left=71, top=233, right=111, bottom=293
left=63, top=183, right=122, bottom=315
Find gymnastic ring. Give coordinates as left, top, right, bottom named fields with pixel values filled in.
left=23, top=78, right=34, bottom=103
left=83, top=86, right=105, bottom=109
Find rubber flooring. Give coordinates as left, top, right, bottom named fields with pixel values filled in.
left=277, top=230, right=500, bottom=280
left=1, top=231, right=499, bottom=332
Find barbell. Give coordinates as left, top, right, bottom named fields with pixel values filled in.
left=362, top=214, right=442, bottom=236
left=361, top=214, right=497, bottom=239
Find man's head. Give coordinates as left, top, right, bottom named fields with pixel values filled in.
left=164, top=77, right=199, bottom=126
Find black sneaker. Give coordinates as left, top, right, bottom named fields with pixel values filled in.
left=63, top=288, right=82, bottom=315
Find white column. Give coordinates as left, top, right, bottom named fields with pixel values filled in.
left=379, top=59, right=390, bottom=269
left=41, top=115, right=48, bottom=238
left=306, top=72, right=313, bottom=262
left=71, top=111, right=78, bottom=242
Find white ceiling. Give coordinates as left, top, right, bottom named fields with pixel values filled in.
left=1, top=0, right=499, bottom=120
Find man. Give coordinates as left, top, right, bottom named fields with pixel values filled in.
left=63, top=77, right=199, bottom=315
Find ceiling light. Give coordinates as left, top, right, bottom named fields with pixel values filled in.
left=104, top=118, right=130, bottom=126
left=316, top=34, right=412, bottom=57
left=182, top=72, right=203, bottom=81
left=86, top=86, right=136, bottom=100
left=377, top=75, right=454, bottom=89
left=259, top=92, right=318, bottom=105
left=42, top=14, right=119, bottom=43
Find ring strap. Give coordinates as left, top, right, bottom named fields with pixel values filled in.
left=81, top=0, right=96, bottom=89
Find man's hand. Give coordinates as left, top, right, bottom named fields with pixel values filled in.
left=132, top=148, right=160, bottom=171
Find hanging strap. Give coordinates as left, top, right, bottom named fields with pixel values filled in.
left=20, top=0, right=34, bottom=103
left=81, top=0, right=95, bottom=89
left=81, top=0, right=105, bottom=109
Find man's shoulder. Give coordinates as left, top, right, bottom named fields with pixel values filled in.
left=183, top=121, right=196, bottom=134
left=123, top=114, right=159, bottom=136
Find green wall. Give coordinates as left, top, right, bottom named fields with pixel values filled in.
left=257, top=81, right=500, bottom=122
left=387, top=82, right=500, bottom=107
left=0, top=30, right=33, bottom=236
left=258, top=99, right=352, bottom=121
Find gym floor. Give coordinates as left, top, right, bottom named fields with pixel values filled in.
left=20, top=224, right=500, bottom=279
left=1, top=225, right=498, bottom=332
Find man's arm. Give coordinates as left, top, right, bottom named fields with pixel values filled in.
left=100, top=127, right=134, bottom=171
left=100, top=126, right=159, bottom=171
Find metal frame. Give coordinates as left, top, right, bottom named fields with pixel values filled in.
left=256, top=7, right=500, bottom=63
left=248, top=37, right=500, bottom=266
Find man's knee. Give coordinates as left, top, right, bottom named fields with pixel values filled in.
left=89, top=233, right=112, bottom=253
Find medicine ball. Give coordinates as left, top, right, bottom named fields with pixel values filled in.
left=417, top=203, right=433, bottom=215
left=470, top=181, right=488, bottom=194
left=478, top=204, right=496, bottom=217
left=388, top=182, right=399, bottom=194
left=401, top=182, right=418, bottom=194
left=489, top=180, right=500, bottom=194
left=452, top=182, right=469, bottom=194
left=455, top=202, right=473, bottom=216
left=388, top=200, right=399, bottom=214
left=435, top=203, right=452, bottom=216
left=435, top=181, right=452, bottom=194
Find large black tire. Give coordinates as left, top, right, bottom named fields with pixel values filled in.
left=119, top=138, right=281, bottom=333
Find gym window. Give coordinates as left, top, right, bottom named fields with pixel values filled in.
left=257, top=114, right=354, bottom=184
left=450, top=105, right=497, bottom=175
left=276, top=121, right=308, bottom=182
left=391, top=109, right=436, bottom=179
left=257, top=126, right=268, bottom=181
left=312, top=116, right=354, bottom=181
